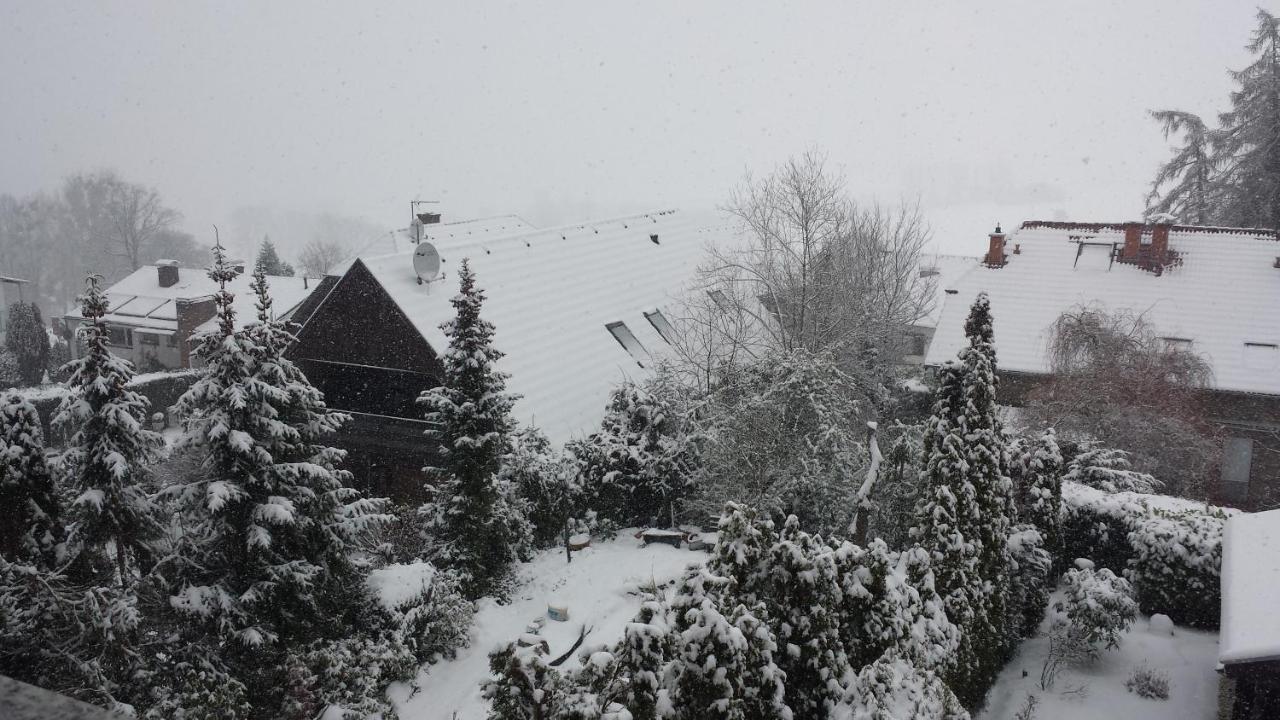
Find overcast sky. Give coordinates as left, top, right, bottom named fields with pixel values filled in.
left=0, top=1, right=1262, bottom=256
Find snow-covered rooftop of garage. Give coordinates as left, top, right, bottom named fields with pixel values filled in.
left=353, top=208, right=729, bottom=443
left=924, top=221, right=1280, bottom=396
left=1220, top=507, right=1280, bottom=665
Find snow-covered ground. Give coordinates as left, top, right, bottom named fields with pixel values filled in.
left=391, top=534, right=706, bottom=720
left=979, top=593, right=1221, bottom=720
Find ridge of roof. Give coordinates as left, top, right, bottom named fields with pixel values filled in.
left=1019, top=220, right=1279, bottom=240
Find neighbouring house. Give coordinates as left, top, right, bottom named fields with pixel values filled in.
left=62, top=260, right=317, bottom=371
left=925, top=220, right=1280, bottom=509
left=0, top=275, right=31, bottom=334
left=900, top=253, right=979, bottom=364
left=1220, top=507, right=1280, bottom=717
left=288, top=210, right=724, bottom=498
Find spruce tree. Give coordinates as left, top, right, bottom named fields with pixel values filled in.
left=254, top=235, right=294, bottom=276
left=419, top=259, right=527, bottom=598
left=1214, top=9, right=1280, bottom=229
left=708, top=501, right=775, bottom=609
left=0, top=393, right=61, bottom=566
left=55, top=276, right=163, bottom=586
left=5, top=301, right=50, bottom=387
left=666, top=596, right=753, bottom=720
left=1146, top=110, right=1215, bottom=224
left=612, top=599, right=672, bottom=720
left=169, top=248, right=386, bottom=651
left=1018, top=429, right=1064, bottom=561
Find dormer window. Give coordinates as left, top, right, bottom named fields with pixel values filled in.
left=606, top=321, right=648, bottom=367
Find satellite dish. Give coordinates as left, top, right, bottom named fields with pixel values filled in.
left=413, top=242, right=441, bottom=284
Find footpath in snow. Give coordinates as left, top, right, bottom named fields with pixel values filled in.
left=391, top=534, right=706, bottom=720
left=979, top=591, right=1220, bottom=720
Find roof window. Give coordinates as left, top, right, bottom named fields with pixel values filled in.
left=606, top=321, right=648, bottom=367
left=708, top=289, right=731, bottom=311
left=1243, top=342, right=1278, bottom=371
left=1159, top=337, right=1193, bottom=351
left=644, top=310, right=676, bottom=344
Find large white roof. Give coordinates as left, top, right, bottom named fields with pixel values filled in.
left=81, top=264, right=316, bottom=333
left=916, top=253, right=980, bottom=328
left=338, top=215, right=537, bottom=267
left=1220, top=508, right=1280, bottom=665
left=356, top=209, right=729, bottom=443
left=924, top=222, right=1280, bottom=396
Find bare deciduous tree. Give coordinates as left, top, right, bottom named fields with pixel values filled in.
left=298, top=237, right=347, bottom=277
left=103, top=179, right=181, bottom=271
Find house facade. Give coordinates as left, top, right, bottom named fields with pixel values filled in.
left=925, top=220, right=1280, bottom=510
left=63, top=261, right=317, bottom=371
left=288, top=211, right=725, bottom=498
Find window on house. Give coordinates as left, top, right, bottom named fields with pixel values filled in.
left=106, top=326, right=133, bottom=347
left=606, top=321, right=647, bottom=367
left=918, top=267, right=939, bottom=278
left=644, top=310, right=676, bottom=345
left=139, top=333, right=160, bottom=346
left=1160, top=336, right=1193, bottom=351
left=1243, top=342, right=1279, bottom=371
left=905, top=332, right=928, bottom=357
left=165, top=334, right=178, bottom=348
left=1220, top=437, right=1253, bottom=503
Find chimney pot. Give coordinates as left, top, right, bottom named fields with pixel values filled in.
left=156, top=260, right=179, bottom=288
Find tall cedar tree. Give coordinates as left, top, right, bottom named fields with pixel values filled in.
left=169, top=250, right=386, bottom=652
left=955, top=291, right=1016, bottom=701
left=0, top=393, right=61, bottom=566
left=254, top=236, right=294, bottom=277
left=419, top=259, right=525, bottom=598
left=1214, top=9, right=1280, bottom=229
left=1146, top=111, right=1214, bottom=225
left=1017, top=429, right=1064, bottom=564
left=6, top=302, right=50, bottom=387
left=55, top=277, right=163, bottom=586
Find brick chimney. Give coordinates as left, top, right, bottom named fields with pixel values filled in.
left=1122, top=222, right=1143, bottom=260
left=984, top=225, right=1007, bottom=267
left=156, top=259, right=179, bottom=288
left=175, top=297, right=217, bottom=368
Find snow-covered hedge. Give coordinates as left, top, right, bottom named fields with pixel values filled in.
left=1060, top=483, right=1234, bottom=628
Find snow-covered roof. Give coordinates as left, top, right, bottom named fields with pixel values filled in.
left=924, top=222, right=1280, bottom=396
left=339, top=214, right=536, bottom=267
left=355, top=208, right=728, bottom=443
left=1220, top=508, right=1280, bottom=665
left=915, top=253, right=980, bottom=328
left=76, top=265, right=317, bottom=333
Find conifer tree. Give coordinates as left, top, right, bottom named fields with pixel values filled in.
left=169, top=247, right=386, bottom=650
left=419, top=259, right=528, bottom=598
left=55, top=276, right=163, bottom=586
left=708, top=501, right=775, bottom=609
left=0, top=393, right=61, bottom=566
left=1213, top=9, right=1280, bottom=229
left=613, top=599, right=672, bottom=720
left=667, top=596, right=769, bottom=720
left=254, top=235, right=294, bottom=276
left=1017, top=428, right=1064, bottom=560
left=5, top=302, right=50, bottom=387
left=1146, top=110, right=1215, bottom=224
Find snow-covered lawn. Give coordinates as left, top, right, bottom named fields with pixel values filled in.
left=391, top=534, right=706, bottom=720
left=979, top=594, right=1221, bottom=720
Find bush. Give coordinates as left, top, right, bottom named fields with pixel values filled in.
left=1126, top=664, right=1171, bottom=700
left=1007, top=525, right=1053, bottom=638
left=1060, top=482, right=1230, bottom=628
left=366, top=562, right=474, bottom=664
left=1053, top=566, right=1138, bottom=657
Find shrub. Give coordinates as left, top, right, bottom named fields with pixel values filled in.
left=366, top=562, right=474, bottom=664
left=1053, top=566, right=1138, bottom=657
left=1126, top=664, right=1171, bottom=700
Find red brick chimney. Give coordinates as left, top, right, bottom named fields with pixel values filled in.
left=1122, top=221, right=1143, bottom=260
left=156, top=260, right=180, bottom=288
left=984, top=225, right=1007, bottom=267
left=1151, top=222, right=1171, bottom=259
left=175, top=297, right=217, bottom=368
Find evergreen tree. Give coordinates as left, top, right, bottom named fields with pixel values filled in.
left=765, top=516, right=848, bottom=719
left=708, top=501, right=776, bottom=609
left=1017, top=429, right=1064, bottom=561
left=612, top=599, right=673, bottom=720
left=666, top=596, right=760, bottom=720
left=1214, top=9, right=1280, bottom=229
left=0, top=393, right=61, bottom=566
left=254, top=235, right=294, bottom=276
left=5, top=301, right=49, bottom=387
left=483, top=642, right=562, bottom=720
left=55, top=276, right=163, bottom=586
left=419, top=259, right=528, bottom=598
left=1006, top=525, right=1052, bottom=639
left=1146, top=110, right=1215, bottom=224
left=168, top=248, right=386, bottom=652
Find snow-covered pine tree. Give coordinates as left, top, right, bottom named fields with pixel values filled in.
left=0, top=393, right=61, bottom=566
left=729, top=602, right=792, bottom=720
left=611, top=599, right=673, bottom=720
left=575, top=381, right=698, bottom=528
left=484, top=642, right=563, bottom=720
left=55, top=275, right=164, bottom=587
left=708, top=501, right=776, bottom=609
left=1213, top=9, right=1280, bottom=229
left=5, top=301, right=50, bottom=387
left=254, top=235, right=294, bottom=277
left=1063, top=444, right=1161, bottom=494
left=1018, top=429, right=1064, bottom=561
left=765, top=516, right=848, bottom=719
left=1146, top=110, right=1215, bottom=225
left=1006, top=525, right=1052, bottom=639
left=168, top=250, right=387, bottom=652
left=666, top=596, right=756, bottom=720
left=419, top=259, right=529, bottom=598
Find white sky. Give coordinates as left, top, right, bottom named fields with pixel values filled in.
left=0, top=1, right=1261, bottom=256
